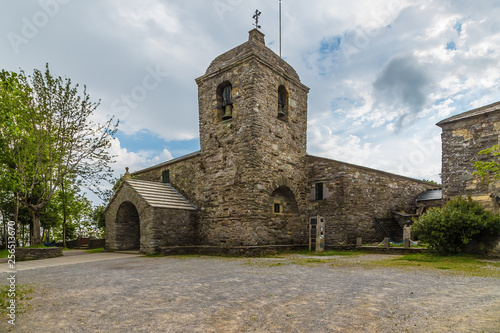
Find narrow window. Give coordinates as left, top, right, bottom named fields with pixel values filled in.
left=277, top=85, right=288, bottom=120
left=278, top=91, right=285, bottom=117
left=315, top=182, right=324, bottom=201
left=274, top=203, right=281, bottom=213
left=162, top=170, right=170, bottom=183
left=222, top=84, right=233, bottom=120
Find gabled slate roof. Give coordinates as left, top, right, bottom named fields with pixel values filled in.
left=437, top=101, right=500, bottom=126
left=416, top=189, right=442, bottom=202
left=125, top=179, right=196, bottom=210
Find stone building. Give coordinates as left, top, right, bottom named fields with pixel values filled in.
left=437, top=101, right=500, bottom=213
left=105, top=29, right=438, bottom=253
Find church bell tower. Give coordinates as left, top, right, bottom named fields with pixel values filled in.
left=195, top=29, right=310, bottom=246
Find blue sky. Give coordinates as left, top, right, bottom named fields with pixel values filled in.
left=2, top=0, right=500, bottom=204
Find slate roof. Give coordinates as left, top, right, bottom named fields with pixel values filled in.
left=199, top=29, right=306, bottom=89
left=416, top=189, right=442, bottom=202
left=437, top=101, right=500, bottom=126
left=125, top=179, right=196, bottom=211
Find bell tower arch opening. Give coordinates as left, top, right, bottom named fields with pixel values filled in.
left=217, top=81, right=233, bottom=121
left=115, top=201, right=140, bottom=250
left=277, top=85, right=289, bottom=120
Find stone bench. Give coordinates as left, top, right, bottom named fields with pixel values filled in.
left=17, top=247, right=63, bottom=260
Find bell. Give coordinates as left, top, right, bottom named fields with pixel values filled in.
left=277, top=104, right=285, bottom=118
left=222, top=104, right=233, bottom=120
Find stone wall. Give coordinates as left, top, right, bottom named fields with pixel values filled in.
left=438, top=105, right=500, bottom=213
left=17, top=247, right=63, bottom=260
left=88, top=239, right=105, bottom=249
left=307, top=156, right=440, bottom=244
left=191, top=29, right=310, bottom=246
left=107, top=28, right=448, bottom=253
left=133, top=31, right=311, bottom=247
left=105, top=182, right=197, bottom=253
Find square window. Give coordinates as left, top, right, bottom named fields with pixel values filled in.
left=274, top=203, right=281, bottom=213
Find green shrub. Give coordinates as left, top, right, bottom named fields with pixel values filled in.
left=412, top=196, right=500, bottom=254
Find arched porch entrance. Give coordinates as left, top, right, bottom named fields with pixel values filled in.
left=115, top=201, right=140, bottom=250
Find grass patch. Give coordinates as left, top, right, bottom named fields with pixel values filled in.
left=0, top=284, right=35, bottom=316
left=0, top=249, right=9, bottom=258
left=366, top=253, right=500, bottom=277
left=296, top=258, right=335, bottom=265
left=85, top=247, right=105, bottom=253
left=293, top=249, right=364, bottom=256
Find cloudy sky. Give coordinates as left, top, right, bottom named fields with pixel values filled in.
left=2, top=0, right=500, bottom=203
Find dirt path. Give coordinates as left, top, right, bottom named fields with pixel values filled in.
left=2, top=254, right=499, bottom=332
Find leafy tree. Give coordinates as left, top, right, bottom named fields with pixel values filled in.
left=473, top=144, right=500, bottom=183
left=0, top=70, right=33, bottom=246
left=0, top=65, right=118, bottom=245
left=40, top=199, right=61, bottom=243
left=413, top=196, right=500, bottom=254
left=92, top=205, right=106, bottom=229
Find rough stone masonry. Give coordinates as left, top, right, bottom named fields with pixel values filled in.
left=105, top=29, right=438, bottom=253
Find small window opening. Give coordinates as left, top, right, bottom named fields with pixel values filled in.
left=274, top=203, right=281, bottom=213
left=162, top=170, right=170, bottom=183
left=278, top=92, right=285, bottom=117
left=315, top=182, right=324, bottom=201
left=222, top=85, right=233, bottom=120
left=277, top=85, right=288, bottom=120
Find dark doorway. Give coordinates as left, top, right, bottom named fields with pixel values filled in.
left=115, top=201, right=140, bottom=250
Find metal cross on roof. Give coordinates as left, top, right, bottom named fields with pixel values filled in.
left=253, top=9, right=262, bottom=29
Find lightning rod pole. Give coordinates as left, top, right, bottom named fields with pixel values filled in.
left=279, top=0, right=282, bottom=58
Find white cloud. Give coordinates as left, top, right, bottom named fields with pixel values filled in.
left=109, top=138, right=173, bottom=178
left=2, top=0, right=500, bottom=199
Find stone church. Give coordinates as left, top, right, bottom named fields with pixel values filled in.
left=105, top=29, right=438, bottom=253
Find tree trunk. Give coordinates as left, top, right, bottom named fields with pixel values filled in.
left=30, top=210, right=42, bottom=246
left=14, top=194, right=19, bottom=247
left=62, top=180, right=67, bottom=248
left=1, top=210, right=6, bottom=250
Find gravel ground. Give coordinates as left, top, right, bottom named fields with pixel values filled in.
left=2, top=254, right=499, bottom=332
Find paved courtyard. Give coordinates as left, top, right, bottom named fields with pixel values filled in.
left=1, top=252, right=499, bottom=332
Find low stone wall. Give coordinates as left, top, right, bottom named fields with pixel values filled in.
left=17, top=247, right=63, bottom=260
left=160, top=245, right=307, bottom=257
left=159, top=244, right=427, bottom=256
left=359, top=246, right=427, bottom=254
left=56, top=239, right=81, bottom=249
left=464, top=237, right=500, bottom=258
left=88, top=239, right=106, bottom=249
